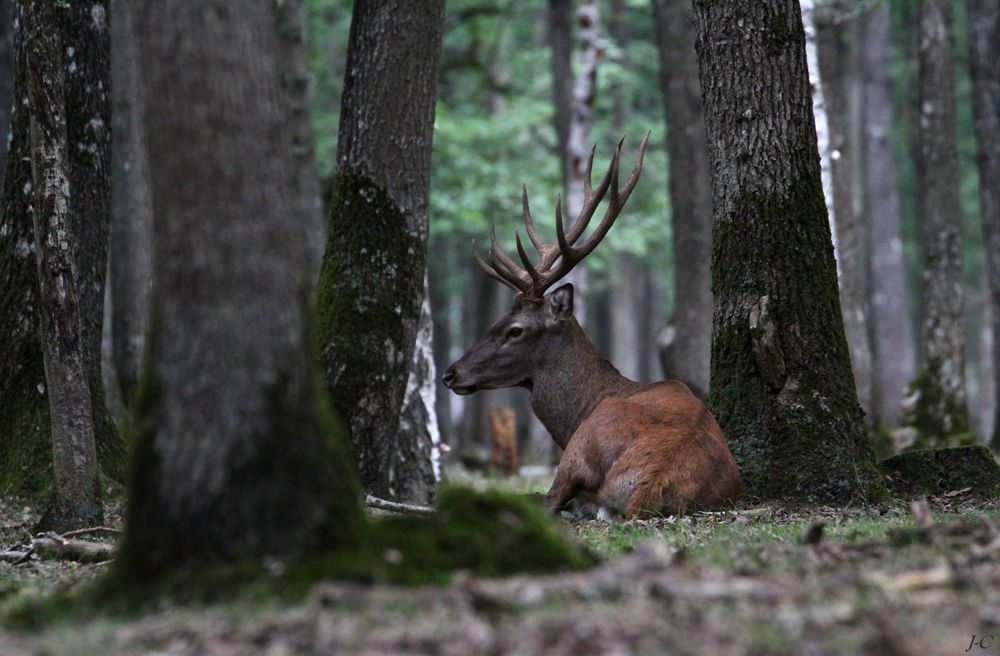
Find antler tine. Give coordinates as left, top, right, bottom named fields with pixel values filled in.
left=472, top=239, right=522, bottom=293
left=514, top=232, right=541, bottom=284
left=521, top=185, right=546, bottom=254
left=565, top=135, right=648, bottom=262
left=488, top=224, right=530, bottom=287
left=582, top=143, right=596, bottom=198
left=564, top=142, right=620, bottom=245
left=617, top=131, right=650, bottom=204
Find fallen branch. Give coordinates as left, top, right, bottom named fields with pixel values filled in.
left=365, top=495, right=434, bottom=515
left=59, top=526, right=121, bottom=539
left=31, top=532, right=114, bottom=564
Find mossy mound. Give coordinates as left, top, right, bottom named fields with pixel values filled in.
left=4, top=486, right=594, bottom=630
left=298, top=485, right=596, bottom=586
left=882, top=445, right=1000, bottom=499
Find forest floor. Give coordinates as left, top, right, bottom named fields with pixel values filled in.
left=0, top=478, right=997, bottom=655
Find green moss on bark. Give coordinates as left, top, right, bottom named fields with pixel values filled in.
left=902, top=361, right=974, bottom=448
left=315, top=170, right=426, bottom=497
left=882, top=446, right=1000, bottom=499
left=709, top=178, right=889, bottom=505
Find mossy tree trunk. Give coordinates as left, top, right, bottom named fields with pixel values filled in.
left=903, top=0, right=971, bottom=447
left=0, top=1, right=121, bottom=502
left=0, top=0, right=12, bottom=178
left=692, top=0, right=888, bottom=503
left=108, top=0, right=152, bottom=408
left=814, top=5, right=875, bottom=421
left=861, top=3, right=916, bottom=429
left=651, top=0, right=713, bottom=396
left=316, top=0, right=445, bottom=498
left=24, top=0, right=102, bottom=532
left=967, top=0, right=1000, bottom=448
left=118, top=0, right=364, bottom=579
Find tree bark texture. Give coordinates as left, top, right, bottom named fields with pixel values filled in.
left=561, top=0, right=601, bottom=326
left=693, top=0, right=888, bottom=503
left=316, top=0, right=445, bottom=498
left=24, top=0, right=102, bottom=531
left=119, top=0, right=363, bottom=578
left=861, top=3, right=916, bottom=429
left=548, top=0, right=573, bottom=189
left=651, top=0, right=713, bottom=396
left=109, top=0, right=152, bottom=408
left=391, top=275, right=441, bottom=505
left=904, top=0, right=971, bottom=445
left=967, top=0, right=1000, bottom=448
left=815, top=6, right=875, bottom=419
left=0, top=0, right=13, bottom=178
left=0, top=1, right=121, bottom=500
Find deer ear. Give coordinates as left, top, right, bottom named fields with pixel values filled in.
left=547, top=284, right=574, bottom=322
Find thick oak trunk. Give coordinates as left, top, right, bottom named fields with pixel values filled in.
left=814, top=5, right=874, bottom=418
left=118, top=0, right=363, bottom=578
left=316, top=1, right=445, bottom=497
left=967, top=0, right=1000, bottom=448
left=651, top=0, right=713, bottom=396
left=904, top=0, right=971, bottom=446
left=693, top=0, right=888, bottom=503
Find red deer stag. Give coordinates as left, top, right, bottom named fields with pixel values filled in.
left=443, top=136, right=740, bottom=518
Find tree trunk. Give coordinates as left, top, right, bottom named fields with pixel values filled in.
left=109, top=0, right=152, bottom=408
left=861, top=2, right=916, bottom=429
left=967, top=0, right=1000, bottom=448
left=903, top=0, right=971, bottom=446
left=316, top=1, right=445, bottom=498
left=814, top=5, right=875, bottom=418
left=548, top=0, right=573, bottom=198
left=118, top=0, right=364, bottom=579
left=24, top=0, right=102, bottom=532
left=651, top=0, right=713, bottom=396
left=0, top=1, right=121, bottom=501
left=0, top=0, right=13, bottom=179
left=692, top=0, right=888, bottom=503
left=561, top=0, right=602, bottom=327
left=391, top=275, right=441, bottom=505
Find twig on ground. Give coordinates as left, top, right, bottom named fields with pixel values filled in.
left=365, top=495, right=434, bottom=515
left=59, top=526, right=121, bottom=539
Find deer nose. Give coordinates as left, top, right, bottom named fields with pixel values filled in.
left=442, top=367, right=457, bottom=388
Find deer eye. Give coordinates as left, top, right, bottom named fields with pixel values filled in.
left=505, top=327, right=523, bottom=340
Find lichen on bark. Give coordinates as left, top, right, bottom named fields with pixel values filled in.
left=316, top=170, right=426, bottom=498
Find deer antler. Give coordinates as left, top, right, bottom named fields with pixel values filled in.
left=472, top=134, right=649, bottom=299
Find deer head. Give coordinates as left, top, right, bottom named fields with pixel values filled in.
left=443, top=135, right=648, bottom=396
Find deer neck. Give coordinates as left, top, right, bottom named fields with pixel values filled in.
left=528, top=319, right=640, bottom=449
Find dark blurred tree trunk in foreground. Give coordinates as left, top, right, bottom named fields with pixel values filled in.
left=118, top=0, right=364, bottom=578
left=652, top=0, right=713, bottom=397
left=109, top=0, right=152, bottom=408
left=693, top=0, right=888, bottom=503
left=24, top=0, right=102, bottom=531
left=0, top=0, right=12, bottom=178
left=815, top=5, right=874, bottom=420
left=967, top=0, right=1000, bottom=448
left=316, top=1, right=445, bottom=498
left=903, top=0, right=971, bottom=447
left=0, top=1, right=122, bottom=505
left=861, top=3, right=916, bottom=429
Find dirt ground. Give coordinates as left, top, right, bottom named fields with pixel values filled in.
left=0, top=490, right=998, bottom=655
